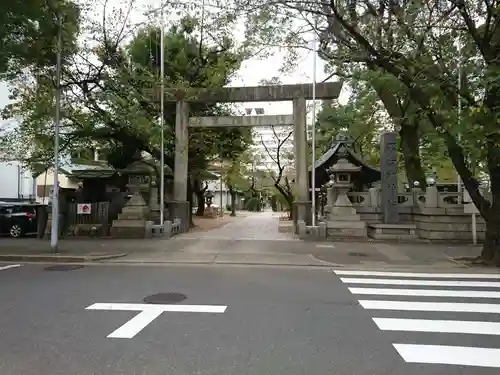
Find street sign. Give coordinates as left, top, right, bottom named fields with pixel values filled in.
left=86, top=302, right=227, bottom=338
left=77, top=203, right=91, bottom=215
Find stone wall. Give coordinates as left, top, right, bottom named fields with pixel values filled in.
left=343, top=187, right=484, bottom=243
left=414, top=207, right=485, bottom=242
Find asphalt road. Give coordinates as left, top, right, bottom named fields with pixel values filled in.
left=1, top=263, right=499, bottom=375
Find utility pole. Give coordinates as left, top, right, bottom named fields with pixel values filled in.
left=50, top=15, right=62, bottom=253
left=159, top=3, right=165, bottom=227
left=311, top=19, right=318, bottom=226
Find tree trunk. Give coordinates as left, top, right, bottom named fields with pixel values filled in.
left=399, top=122, right=427, bottom=190
left=274, top=183, right=293, bottom=217
left=195, top=190, right=206, bottom=216
left=481, top=130, right=500, bottom=263
left=193, top=177, right=207, bottom=216
left=370, top=76, right=427, bottom=190
left=229, top=185, right=236, bottom=216
left=187, top=176, right=195, bottom=228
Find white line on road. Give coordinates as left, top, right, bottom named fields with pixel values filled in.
left=334, top=270, right=500, bottom=279
left=349, top=287, right=500, bottom=298
left=0, top=264, right=21, bottom=271
left=359, top=300, right=500, bottom=314
left=108, top=309, right=164, bottom=339
left=393, top=344, right=500, bottom=368
left=341, top=277, right=500, bottom=288
left=86, top=303, right=227, bottom=338
left=373, top=317, right=500, bottom=335
left=87, top=303, right=227, bottom=313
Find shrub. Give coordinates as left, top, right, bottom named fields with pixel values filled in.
left=245, top=197, right=261, bottom=211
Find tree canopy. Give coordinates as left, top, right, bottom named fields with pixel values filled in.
left=1, top=7, right=252, bottom=174
left=0, top=0, right=81, bottom=75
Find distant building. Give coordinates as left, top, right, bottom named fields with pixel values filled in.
left=0, top=161, right=34, bottom=201
left=252, top=124, right=294, bottom=173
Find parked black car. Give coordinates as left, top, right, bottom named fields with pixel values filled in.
left=0, top=203, right=40, bottom=238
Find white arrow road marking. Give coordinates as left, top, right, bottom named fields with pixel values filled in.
left=108, top=309, right=164, bottom=339
left=0, top=264, right=21, bottom=271
left=86, top=303, right=227, bottom=338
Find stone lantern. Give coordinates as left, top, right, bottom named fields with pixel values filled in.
left=326, top=156, right=361, bottom=218
left=324, top=155, right=366, bottom=238
left=205, top=190, right=214, bottom=208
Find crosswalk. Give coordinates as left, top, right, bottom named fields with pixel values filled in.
left=335, top=269, right=500, bottom=369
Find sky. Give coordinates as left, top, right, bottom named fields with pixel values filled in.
left=0, top=0, right=349, bottom=129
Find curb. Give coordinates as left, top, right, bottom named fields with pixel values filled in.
left=0, top=253, right=128, bottom=263
left=445, top=255, right=472, bottom=268
left=104, top=259, right=338, bottom=267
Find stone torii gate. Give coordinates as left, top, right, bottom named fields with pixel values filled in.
left=153, top=82, right=343, bottom=232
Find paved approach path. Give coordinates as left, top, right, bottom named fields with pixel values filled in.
left=177, top=211, right=296, bottom=241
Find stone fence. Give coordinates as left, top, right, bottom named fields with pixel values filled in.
left=340, top=187, right=486, bottom=242
left=146, top=218, right=182, bottom=239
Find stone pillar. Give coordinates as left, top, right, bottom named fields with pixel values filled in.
left=292, top=96, right=311, bottom=228
left=325, top=186, right=337, bottom=213
left=380, top=132, right=399, bottom=224
left=424, top=186, right=439, bottom=207
left=172, top=100, right=190, bottom=232
left=149, top=185, right=160, bottom=211
left=368, top=187, right=379, bottom=207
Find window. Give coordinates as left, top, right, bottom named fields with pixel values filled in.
left=0, top=206, right=14, bottom=215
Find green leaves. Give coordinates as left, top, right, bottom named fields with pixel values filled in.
left=0, top=0, right=80, bottom=74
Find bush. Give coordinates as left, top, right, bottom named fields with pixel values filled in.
left=245, top=197, right=261, bottom=212
left=270, top=195, right=278, bottom=212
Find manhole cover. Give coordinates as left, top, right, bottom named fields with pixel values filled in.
left=143, top=293, right=187, bottom=304
left=44, top=265, right=84, bottom=271
left=348, top=252, right=368, bottom=257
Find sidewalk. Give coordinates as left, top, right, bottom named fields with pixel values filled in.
left=0, top=237, right=167, bottom=262
left=0, top=210, right=490, bottom=269
left=309, top=241, right=483, bottom=268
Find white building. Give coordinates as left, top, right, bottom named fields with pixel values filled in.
left=252, top=124, right=294, bottom=173
left=0, top=161, right=35, bottom=201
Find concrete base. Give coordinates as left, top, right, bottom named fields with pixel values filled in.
left=367, top=223, right=418, bottom=241
left=327, top=220, right=367, bottom=239
left=298, top=222, right=327, bottom=240
left=167, top=201, right=190, bottom=233
left=110, top=220, right=148, bottom=238
left=326, top=214, right=361, bottom=222
left=292, top=201, right=312, bottom=233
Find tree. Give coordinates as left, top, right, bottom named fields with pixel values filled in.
left=2, top=4, right=252, bottom=194
left=235, top=0, right=500, bottom=263
left=223, top=152, right=252, bottom=216
left=258, top=125, right=295, bottom=214
left=0, top=0, right=81, bottom=75
left=316, top=92, right=381, bottom=168
left=127, top=21, right=253, bottom=221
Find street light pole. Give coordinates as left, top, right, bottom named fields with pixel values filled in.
left=159, top=4, right=165, bottom=227
left=311, top=20, right=317, bottom=226
left=50, top=15, right=62, bottom=253
left=457, top=37, right=462, bottom=197
left=220, top=159, right=223, bottom=217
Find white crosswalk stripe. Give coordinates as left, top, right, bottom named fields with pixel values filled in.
left=335, top=269, right=500, bottom=369
left=0, top=264, right=21, bottom=271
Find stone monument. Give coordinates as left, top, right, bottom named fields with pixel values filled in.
left=325, top=153, right=367, bottom=238
left=366, top=132, right=417, bottom=241
left=380, top=132, right=399, bottom=223
left=110, top=176, right=151, bottom=238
